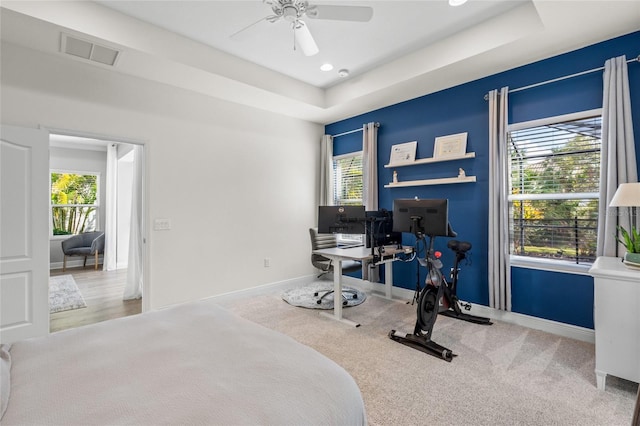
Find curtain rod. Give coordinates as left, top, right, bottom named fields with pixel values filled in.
left=331, top=122, right=379, bottom=138
left=484, top=54, right=639, bottom=100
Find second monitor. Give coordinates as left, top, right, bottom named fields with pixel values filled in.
left=365, top=210, right=402, bottom=248
left=392, top=198, right=449, bottom=237
left=317, top=205, right=366, bottom=234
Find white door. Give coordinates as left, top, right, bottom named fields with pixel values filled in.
left=0, top=125, right=49, bottom=344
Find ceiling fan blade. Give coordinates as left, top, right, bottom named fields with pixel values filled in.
left=306, top=5, right=373, bottom=22
left=229, top=15, right=277, bottom=40
left=293, top=21, right=319, bottom=56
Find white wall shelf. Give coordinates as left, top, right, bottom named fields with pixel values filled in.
left=384, top=152, right=475, bottom=168
left=384, top=176, right=476, bottom=188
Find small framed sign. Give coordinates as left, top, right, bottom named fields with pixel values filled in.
left=389, top=141, right=417, bottom=164
left=433, top=132, right=468, bottom=158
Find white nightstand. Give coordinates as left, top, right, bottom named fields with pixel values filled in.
left=589, top=256, right=640, bottom=390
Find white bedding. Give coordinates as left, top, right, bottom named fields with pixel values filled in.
left=2, top=300, right=366, bottom=425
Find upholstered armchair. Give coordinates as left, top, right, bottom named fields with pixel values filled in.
left=61, top=231, right=105, bottom=271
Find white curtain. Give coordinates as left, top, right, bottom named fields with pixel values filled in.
left=103, top=143, right=118, bottom=271
left=597, top=55, right=638, bottom=257
left=362, top=122, right=378, bottom=211
left=123, top=145, right=143, bottom=300
left=487, top=87, right=511, bottom=311
left=320, top=135, right=334, bottom=206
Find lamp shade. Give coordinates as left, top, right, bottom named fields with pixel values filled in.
left=609, top=182, right=640, bottom=207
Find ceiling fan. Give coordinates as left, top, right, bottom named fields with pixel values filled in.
left=231, top=0, right=374, bottom=56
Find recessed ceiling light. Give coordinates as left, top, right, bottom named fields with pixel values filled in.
left=320, top=63, right=334, bottom=71
left=449, top=0, right=468, bottom=6
left=338, top=69, right=349, bottom=77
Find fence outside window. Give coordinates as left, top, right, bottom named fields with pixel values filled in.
left=511, top=216, right=598, bottom=264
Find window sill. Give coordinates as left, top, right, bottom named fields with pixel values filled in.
left=510, top=255, right=592, bottom=276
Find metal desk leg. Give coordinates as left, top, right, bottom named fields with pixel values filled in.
left=319, top=259, right=360, bottom=327
left=385, top=261, right=393, bottom=299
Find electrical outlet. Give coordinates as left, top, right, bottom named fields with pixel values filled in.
left=154, top=218, right=172, bottom=231
left=264, top=258, right=271, bottom=268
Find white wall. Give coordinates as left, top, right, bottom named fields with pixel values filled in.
left=49, top=146, right=107, bottom=265
left=1, top=42, right=322, bottom=309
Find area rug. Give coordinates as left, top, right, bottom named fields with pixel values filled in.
left=49, top=275, right=87, bottom=313
left=282, top=281, right=366, bottom=309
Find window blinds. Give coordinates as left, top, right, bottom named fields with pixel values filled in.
left=507, top=115, right=602, bottom=263
left=509, top=117, right=601, bottom=198
left=333, top=153, right=363, bottom=206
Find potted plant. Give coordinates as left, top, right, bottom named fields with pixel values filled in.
left=616, top=225, right=640, bottom=265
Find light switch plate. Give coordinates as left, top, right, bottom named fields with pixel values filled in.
left=154, top=218, right=171, bottom=231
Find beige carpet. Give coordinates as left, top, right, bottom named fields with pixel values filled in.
left=222, top=288, right=638, bottom=426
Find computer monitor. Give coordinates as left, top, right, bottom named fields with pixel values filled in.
left=317, top=205, right=366, bottom=234
left=392, top=198, right=449, bottom=237
left=365, top=210, right=402, bottom=248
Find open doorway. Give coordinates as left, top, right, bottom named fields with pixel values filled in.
left=48, top=134, right=143, bottom=332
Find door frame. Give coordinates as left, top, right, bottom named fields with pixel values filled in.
left=46, top=127, right=150, bottom=312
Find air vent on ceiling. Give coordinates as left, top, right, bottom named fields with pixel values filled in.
left=61, top=33, right=120, bottom=66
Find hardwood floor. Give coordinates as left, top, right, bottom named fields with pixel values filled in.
left=49, top=267, right=142, bottom=333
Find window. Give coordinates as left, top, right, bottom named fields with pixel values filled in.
left=332, top=151, right=363, bottom=242
left=51, top=172, right=99, bottom=236
left=332, top=151, right=363, bottom=206
left=507, top=112, right=601, bottom=264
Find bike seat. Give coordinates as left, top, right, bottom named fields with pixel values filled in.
left=447, top=240, right=472, bottom=253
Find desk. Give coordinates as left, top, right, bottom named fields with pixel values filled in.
left=312, top=245, right=411, bottom=327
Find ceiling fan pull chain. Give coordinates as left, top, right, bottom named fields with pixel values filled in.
left=292, top=22, right=297, bottom=52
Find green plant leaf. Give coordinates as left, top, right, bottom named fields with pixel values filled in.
left=616, top=225, right=640, bottom=253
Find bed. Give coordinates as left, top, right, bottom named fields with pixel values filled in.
left=0, top=300, right=366, bottom=425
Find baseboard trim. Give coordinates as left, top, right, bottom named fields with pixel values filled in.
left=50, top=260, right=101, bottom=271
left=50, top=261, right=127, bottom=271
left=204, top=275, right=318, bottom=305
left=342, top=276, right=595, bottom=344
left=468, top=304, right=594, bottom=344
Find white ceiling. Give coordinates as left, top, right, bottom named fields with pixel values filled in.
left=1, top=1, right=639, bottom=124
left=94, top=0, right=527, bottom=88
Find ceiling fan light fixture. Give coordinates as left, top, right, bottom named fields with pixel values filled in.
left=320, top=63, right=334, bottom=71
left=231, top=1, right=374, bottom=56
left=448, top=0, right=468, bottom=6
left=282, top=5, right=299, bottom=22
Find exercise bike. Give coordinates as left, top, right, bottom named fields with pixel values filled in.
left=389, top=221, right=492, bottom=361
left=438, top=239, right=493, bottom=325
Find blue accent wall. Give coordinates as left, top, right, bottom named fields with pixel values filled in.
left=325, top=31, right=640, bottom=329
left=511, top=268, right=594, bottom=328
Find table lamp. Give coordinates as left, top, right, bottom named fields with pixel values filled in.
left=609, top=182, right=640, bottom=264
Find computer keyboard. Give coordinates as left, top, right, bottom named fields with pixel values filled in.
left=338, top=244, right=364, bottom=249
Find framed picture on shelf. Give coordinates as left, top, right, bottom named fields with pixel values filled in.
left=433, top=132, right=467, bottom=158
left=389, top=141, right=417, bottom=164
